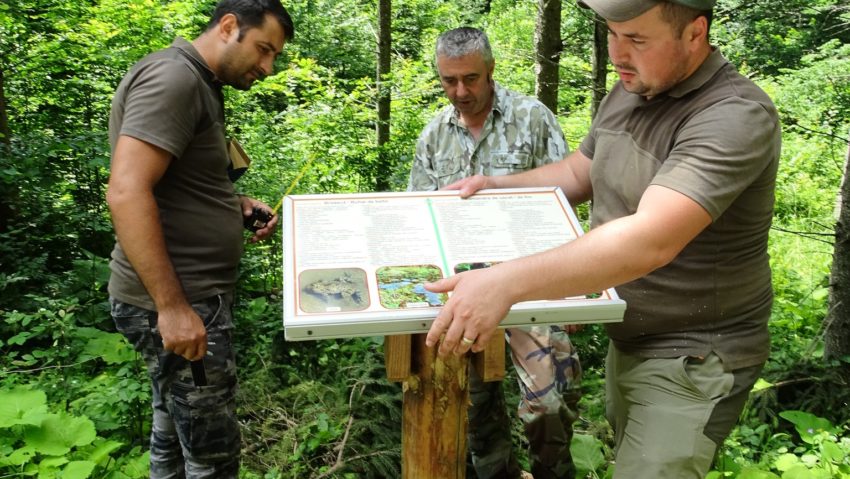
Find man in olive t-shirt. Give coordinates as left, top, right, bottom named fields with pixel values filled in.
left=106, top=1, right=293, bottom=477
left=418, top=1, right=781, bottom=478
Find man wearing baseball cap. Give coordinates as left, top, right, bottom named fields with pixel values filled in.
left=421, top=1, right=781, bottom=477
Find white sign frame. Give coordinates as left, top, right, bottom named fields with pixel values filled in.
left=282, top=187, right=625, bottom=340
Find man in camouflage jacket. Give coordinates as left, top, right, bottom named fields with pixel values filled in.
left=408, top=27, right=581, bottom=479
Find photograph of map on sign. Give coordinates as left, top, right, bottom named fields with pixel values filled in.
left=299, top=268, right=370, bottom=313
left=376, top=265, right=447, bottom=309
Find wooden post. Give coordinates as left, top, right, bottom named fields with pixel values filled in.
left=385, top=331, right=505, bottom=477
left=401, top=334, right=468, bottom=478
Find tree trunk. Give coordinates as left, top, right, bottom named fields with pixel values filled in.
left=534, top=0, right=562, bottom=114
left=0, top=65, right=12, bottom=233
left=375, top=0, right=392, bottom=191
left=825, top=132, right=850, bottom=365
left=0, top=66, right=9, bottom=147
left=590, top=13, right=608, bottom=120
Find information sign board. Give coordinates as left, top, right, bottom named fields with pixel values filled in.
left=283, top=187, right=625, bottom=340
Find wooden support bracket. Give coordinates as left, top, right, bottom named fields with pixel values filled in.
left=473, top=331, right=506, bottom=383
left=384, top=334, right=412, bottom=382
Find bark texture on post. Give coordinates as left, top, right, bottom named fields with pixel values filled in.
left=825, top=134, right=850, bottom=366
left=384, top=334, right=412, bottom=382
left=534, top=0, right=562, bottom=114
left=590, top=13, right=608, bottom=120
left=402, top=334, right=468, bottom=479
left=375, top=0, right=392, bottom=191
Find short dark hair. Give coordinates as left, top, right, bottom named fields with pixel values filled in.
left=207, top=0, right=295, bottom=42
left=660, top=1, right=712, bottom=37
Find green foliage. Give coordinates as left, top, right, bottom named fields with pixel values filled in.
left=773, top=40, right=850, bottom=148
left=711, top=410, right=850, bottom=478
left=715, top=0, right=850, bottom=76
left=239, top=339, right=401, bottom=478
left=0, top=252, right=150, bottom=474
left=570, top=433, right=607, bottom=478
left=0, top=386, right=147, bottom=479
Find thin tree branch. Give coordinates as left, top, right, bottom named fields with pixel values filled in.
left=314, top=381, right=367, bottom=479
left=0, top=357, right=97, bottom=375
left=787, top=123, right=848, bottom=143
left=771, top=225, right=835, bottom=245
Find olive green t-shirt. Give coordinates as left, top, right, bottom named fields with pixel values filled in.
left=108, top=38, right=243, bottom=310
left=579, top=49, right=781, bottom=370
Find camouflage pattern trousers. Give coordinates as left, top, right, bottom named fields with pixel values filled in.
left=468, top=325, right=581, bottom=479
left=111, top=294, right=240, bottom=479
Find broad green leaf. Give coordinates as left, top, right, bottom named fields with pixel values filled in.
left=121, top=450, right=150, bottom=478
left=779, top=411, right=837, bottom=444
left=25, top=413, right=96, bottom=456
left=820, top=440, right=845, bottom=463
left=80, top=331, right=135, bottom=365
left=86, top=439, right=123, bottom=465
left=784, top=465, right=833, bottom=479
left=39, top=455, right=69, bottom=470
left=781, top=464, right=816, bottom=479
left=776, top=453, right=800, bottom=471
left=62, top=460, right=96, bottom=479
left=1, top=445, right=36, bottom=467
left=811, top=287, right=829, bottom=301
left=570, top=433, right=605, bottom=476
left=738, top=467, right=781, bottom=479
left=0, top=388, right=49, bottom=428
left=8, top=331, right=31, bottom=345
left=751, top=378, right=774, bottom=393
left=809, top=470, right=833, bottom=479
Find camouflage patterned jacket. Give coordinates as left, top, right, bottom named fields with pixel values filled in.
left=408, top=82, right=569, bottom=191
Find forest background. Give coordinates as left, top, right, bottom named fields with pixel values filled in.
left=1, top=0, right=850, bottom=477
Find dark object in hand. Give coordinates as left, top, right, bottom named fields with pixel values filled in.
left=190, top=359, right=207, bottom=387
left=244, top=206, right=274, bottom=232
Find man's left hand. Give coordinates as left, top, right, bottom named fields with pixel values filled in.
left=240, top=196, right=278, bottom=243
left=424, top=266, right=515, bottom=357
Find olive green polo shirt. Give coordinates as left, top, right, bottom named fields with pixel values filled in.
left=108, top=38, right=243, bottom=310
left=580, top=49, right=781, bottom=370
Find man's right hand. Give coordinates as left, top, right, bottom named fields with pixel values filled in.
left=158, top=305, right=207, bottom=361
left=441, top=174, right=491, bottom=198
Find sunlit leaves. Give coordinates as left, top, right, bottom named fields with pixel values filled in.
left=0, top=388, right=49, bottom=428
left=24, top=412, right=96, bottom=456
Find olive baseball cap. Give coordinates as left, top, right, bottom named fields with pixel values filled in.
left=577, top=0, right=715, bottom=22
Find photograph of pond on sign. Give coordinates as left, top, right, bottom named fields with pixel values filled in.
left=376, top=265, right=447, bottom=309
left=298, top=268, right=370, bottom=313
